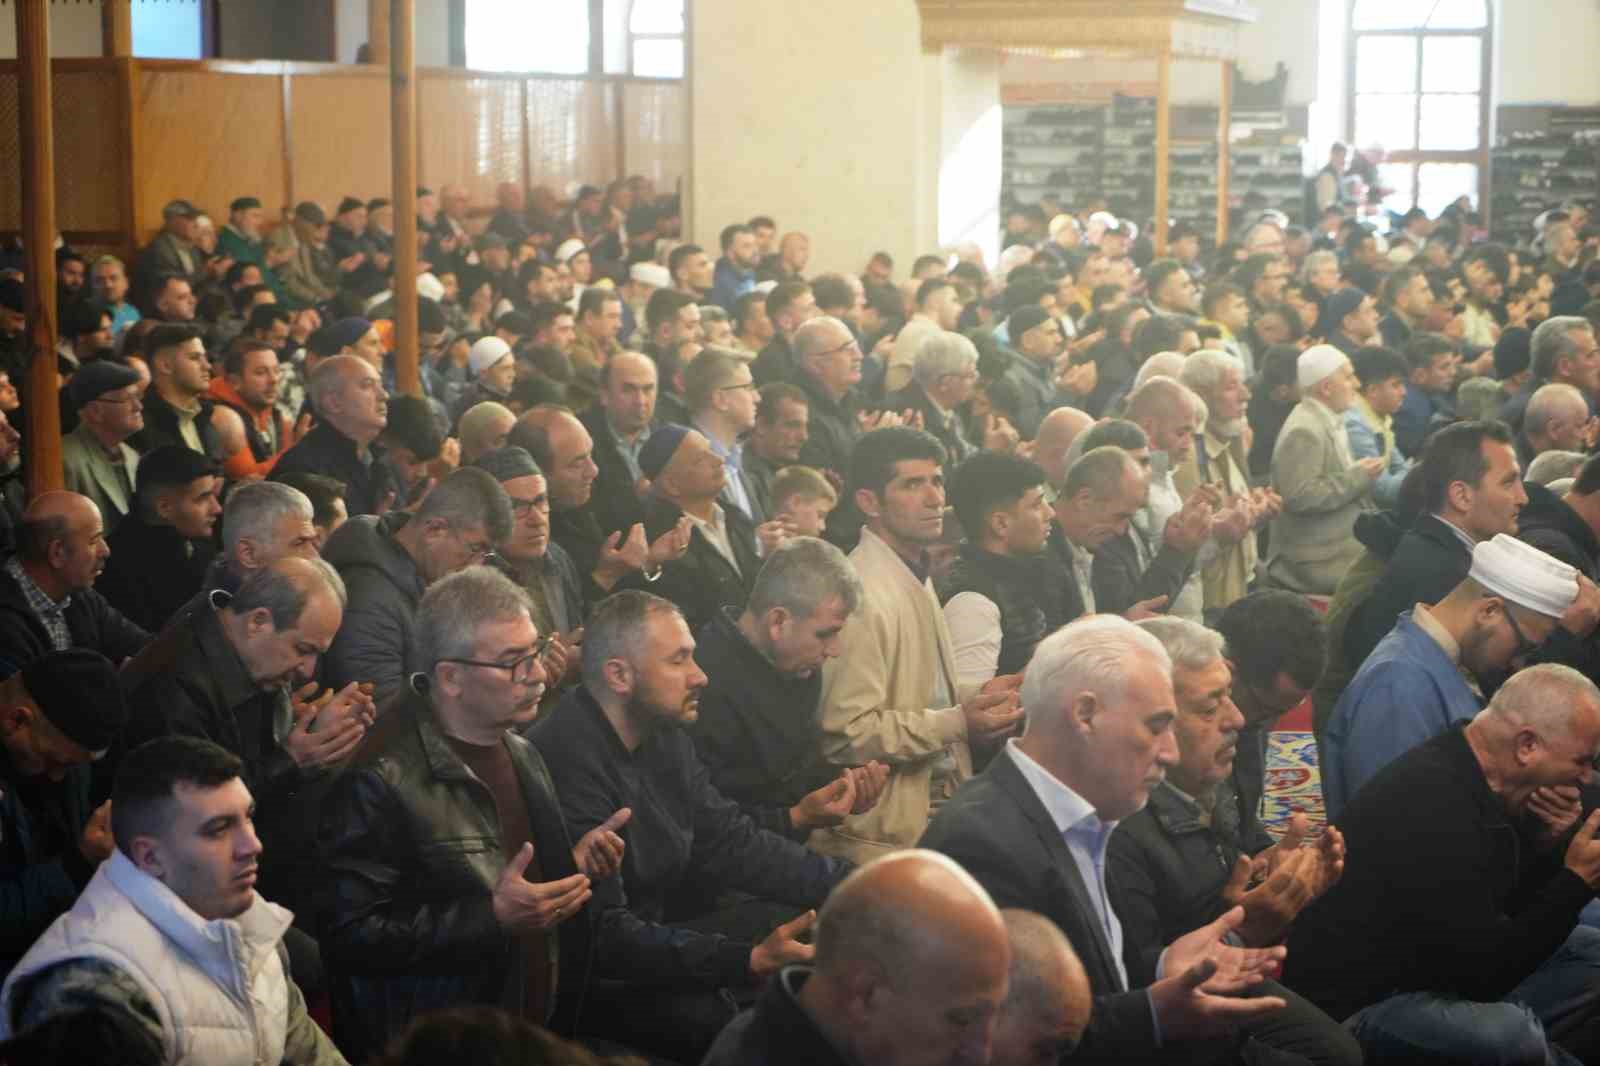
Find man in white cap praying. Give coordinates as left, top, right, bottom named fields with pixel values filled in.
left=1266, top=344, right=1386, bottom=595
left=1323, top=533, right=1580, bottom=817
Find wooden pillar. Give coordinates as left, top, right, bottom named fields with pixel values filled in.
left=368, top=0, right=391, bottom=64
left=1153, top=50, right=1172, bottom=257
left=17, top=0, right=62, bottom=497
left=102, top=0, right=133, bottom=58
left=390, top=0, right=420, bottom=396
left=1216, top=60, right=1232, bottom=247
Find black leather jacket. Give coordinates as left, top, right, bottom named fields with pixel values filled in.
left=316, top=689, right=594, bottom=1062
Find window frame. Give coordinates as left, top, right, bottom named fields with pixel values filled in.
left=1344, top=0, right=1493, bottom=217
left=626, top=0, right=685, bottom=78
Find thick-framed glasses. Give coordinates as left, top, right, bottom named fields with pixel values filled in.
left=441, top=637, right=555, bottom=684
left=818, top=338, right=861, bottom=359
left=718, top=381, right=758, bottom=394
left=508, top=497, right=546, bottom=518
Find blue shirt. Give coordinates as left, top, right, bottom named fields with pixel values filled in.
left=1323, top=609, right=1483, bottom=818
left=695, top=420, right=755, bottom=521
left=711, top=258, right=755, bottom=314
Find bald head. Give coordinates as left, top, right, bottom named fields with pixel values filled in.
left=992, top=910, right=1092, bottom=1066
left=20, top=491, right=107, bottom=592
left=24, top=491, right=98, bottom=533
left=1034, top=408, right=1093, bottom=488
left=793, top=315, right=853, bottom=362
left=803, top=850, right=1010, bottom=1066
left=458, top=401, right=516, bottom=464
left=1526, top=383, right=1590, bottom=449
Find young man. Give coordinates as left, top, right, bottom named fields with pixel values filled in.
left=1344, top=346, right=1414, bottom=508
left=210, top=338, right=291, bottom=481
left=0, top=736, right=346, bottom=1065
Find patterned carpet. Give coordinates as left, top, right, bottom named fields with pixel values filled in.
left=1263, top=731, right=1324, bottom=838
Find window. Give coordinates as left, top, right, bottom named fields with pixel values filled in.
left=1347, top=0, right=1491, bottom=215
left=628, top=0, right=684, bottom=78
left=466, top=0, right=589, bottom=74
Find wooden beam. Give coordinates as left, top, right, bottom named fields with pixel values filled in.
left=1153, top=50, right=1171, bottom=256
left=1216, top=59, right=1231, bottom=247
left=368, top=0, right=390, bottom=64
left=102, top=0, right=132, bottom=58
left=390, top=0, right=420, bottom=397
left=16, top=0, right=62, bottom=497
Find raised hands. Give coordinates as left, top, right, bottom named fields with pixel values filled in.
left=572, top=808, right=632, bottom=879
left=750, top=910, right=816, bottom=978
left=492, top=843, right=591, bottom=933
left=1149, top=907, right=1288, bottom=1039
left=284, top=681, right=377, bottom=769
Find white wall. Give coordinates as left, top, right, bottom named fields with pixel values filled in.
left=690, top=0, right=934, bottom=276
left=0, top=3, right=106, bottom=58
left=1497, top=2, right=1600, bottom=106
left=335, top=0, right=366, bottom=63
left=932, top=48, right=1002, bottom=267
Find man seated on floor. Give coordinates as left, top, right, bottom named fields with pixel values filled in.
left=1286, top=664, right=1600, bottom=1064
left=940, top=450, right=1077, bottom=690
left=0, top=736, right=347, bottom=1065
left=0, top=650, right=126, bottom=980
left=319, top=567, right=623, bottom=1063
left=921, top=615, right=1332, bottom=1064
left=0, top=492, right=149, bottom=673
left=1109, top=619, right=1350, bottom=1057
left=531, top=589, right=853, bottom=1063
left=989, top=909, right=1095, bottom=1066
left=95, top=446, right=222, bottom=634
left=1324, top=535, right=1578, bottom=818
left=691, top=536, right=888, bottom=839
left=701, top=850, right=1012, bottom=1066
left=321, top=467, right=511, bottom=705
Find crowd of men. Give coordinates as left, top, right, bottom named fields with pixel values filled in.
left=0, top=156, right=1598, bottom=1065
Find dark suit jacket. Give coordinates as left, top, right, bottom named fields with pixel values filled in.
left=577, top=405, right=648, bottom=539
left=919, top=746, right=1157, bottom=1062
left=1091, top=531, right=1193, bottom=618
left=618, top=496, right=760, bottom=634
left=1343, top=513, right=1473, bottom=672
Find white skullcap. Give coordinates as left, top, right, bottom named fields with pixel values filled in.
left=630, top=262, right=670, bottom=288
left=1469, top=534, right=1578, bottom=620
left=555, top=238, right=587, bottom=263
left=416, top=272, right=446, bottom=303
left=468, top=335, right=512, bottom=376
left=1297, top=344, right=1347, bottom=390
left=753, top=280, right=778, bottom=295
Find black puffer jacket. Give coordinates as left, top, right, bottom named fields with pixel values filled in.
left=321, top=512, right=426, bottom=707
left=937, top=543, right=1080, bottom=677
left=317, top=689, right=594, bottom=1062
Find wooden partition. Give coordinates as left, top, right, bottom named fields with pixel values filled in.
left=0, top=58, right=687, bottom=255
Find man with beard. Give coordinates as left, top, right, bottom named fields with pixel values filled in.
left=531, top=589, right=853, bottom=1063
left=136, top=324, right=221, bottom=461
left=211, top=338, right=292, bottom=481
left=711, top=223, right=760, bottom=313
left=1324, top=535, right=1577, bottom=817
left=120, top=557, right=372, bottom=918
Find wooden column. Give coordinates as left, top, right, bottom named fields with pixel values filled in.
left=368, top=0, right=391, bottom=64
left=1153, top=50, right=1172, bottom=256
left=101, top=0, right=132, bottom=58
left=17, top=0, right=62, bottom=497
left=390, top=0, right=420, bottom=396
left=1216, top=60, right=1232, bottom=246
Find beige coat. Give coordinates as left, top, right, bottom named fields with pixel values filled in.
left=1174, top=425, right=1257, bottom=611
left=812, top=527, right=976, bottom=863
left=1267, top=397, right=1375, bottom=595
left=62, top=422, right=140, bottom=534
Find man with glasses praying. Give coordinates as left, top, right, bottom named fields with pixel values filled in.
left=321, top=467, right=512, bottom=706
left=318, top=565, right=627, bottom=1062
left=1323, top=534, right=1582, bottom=819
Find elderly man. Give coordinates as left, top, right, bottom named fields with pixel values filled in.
left=990, top=909, right=1094, bottom=1066
left=0, top=737, right=347, bottom=1065
left=616, top=425, right=756, bottom=632
left=450, top=337, right=517, bottom=424
left=1049, top=445, right=1164, bottom=620
left=1520, top=382, right=1593, bottom=469
left=457, top=400, right=517, bottom=465
left=703, top=851, right=1012, bottom=1066
left=1502, top=316, right=1600, bottom=434
left=692, top=537, right=888, bottom=838
left=941, top=451, right=1078, bottom=689
left=122, top=558, right=367, bottom=913
left=1033, top=406, right=1093, bottom=499
left=792, top=315, right=865, bottom=485
left=887, top=331, right=994, bottom=463
left=581, top=350, right=657, bottom=536
left=743, top=382, right=809, bottom=519
left=817, top=428, right=1022, bottom=862
left=0, top=650, right=127, bottom=979
left=532, top=589, right=852, bottom=1062
left=318, top=566, right=620, bottom=1061
left=274, top=201, right=338, bottom=310
left=0, top=493, right=149, bottom=672
left=61, top=361, right=144, bottom=535
left=1267, top=344, right=1385, bottom=595
left=921, top=616, right=1295, bottom=1061
left=321, top=467, right=511, bottom=705
left=1343, top=420, right=1528, bottom=672
left=134, top=198, right=200, bottom=294
left=272, top=354, right=394, bottom=518
left=1288, top=665, right=1600, bottom=1063
left=1325, top=535, right=1579, bottom=817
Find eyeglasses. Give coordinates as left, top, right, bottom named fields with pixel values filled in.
left=1503, top=604, right=1544, bottom=661
left=92, top=394, right=141, bottom=406
left=508, top=497, right=546, bottom=518
left=817, top=338, right=861, bottom=359
left=717, top=382, right=758, bottom=393
left=440, top=637, right=555, bottom=684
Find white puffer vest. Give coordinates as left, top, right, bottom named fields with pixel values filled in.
left=0, top=848, right=294, bottom=1066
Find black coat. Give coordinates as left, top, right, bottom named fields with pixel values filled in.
left=1091, top=530, right=1194, bottom=618
left=919, top=746, right=1159, bottom=1061
left=1284, top=724, right=1593, bottom=1021
left=321, top=512, right=426, bottom=708
left=317, top=690, right=594, bottom=1061
left=0, top=569, right=148, bottom=676
left=271, top=421, right=395, bottom=519
left=688, top=607, right=835, bottom=839
left=1343, top=513, right=1472, bottom=672
left=133, top=391, right=222, bottom=462
left=792, top=372, right=859, bottom=483
left=617, top=496, right=759, bottom=634
left=701, top=968, right=851, bottom=1066
left=0, top=747, right=95, bottom=978
left=530, top=686, right=851, bottom=989
left=751, top=335, right=795, bottom=388
left=577, top=405, right=648, bottom=538
left=95, top=510, right=216, bottom=634
left=885, top=381, right=973, bottom=463
left=1517, top=481, right=1600, bottom=679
